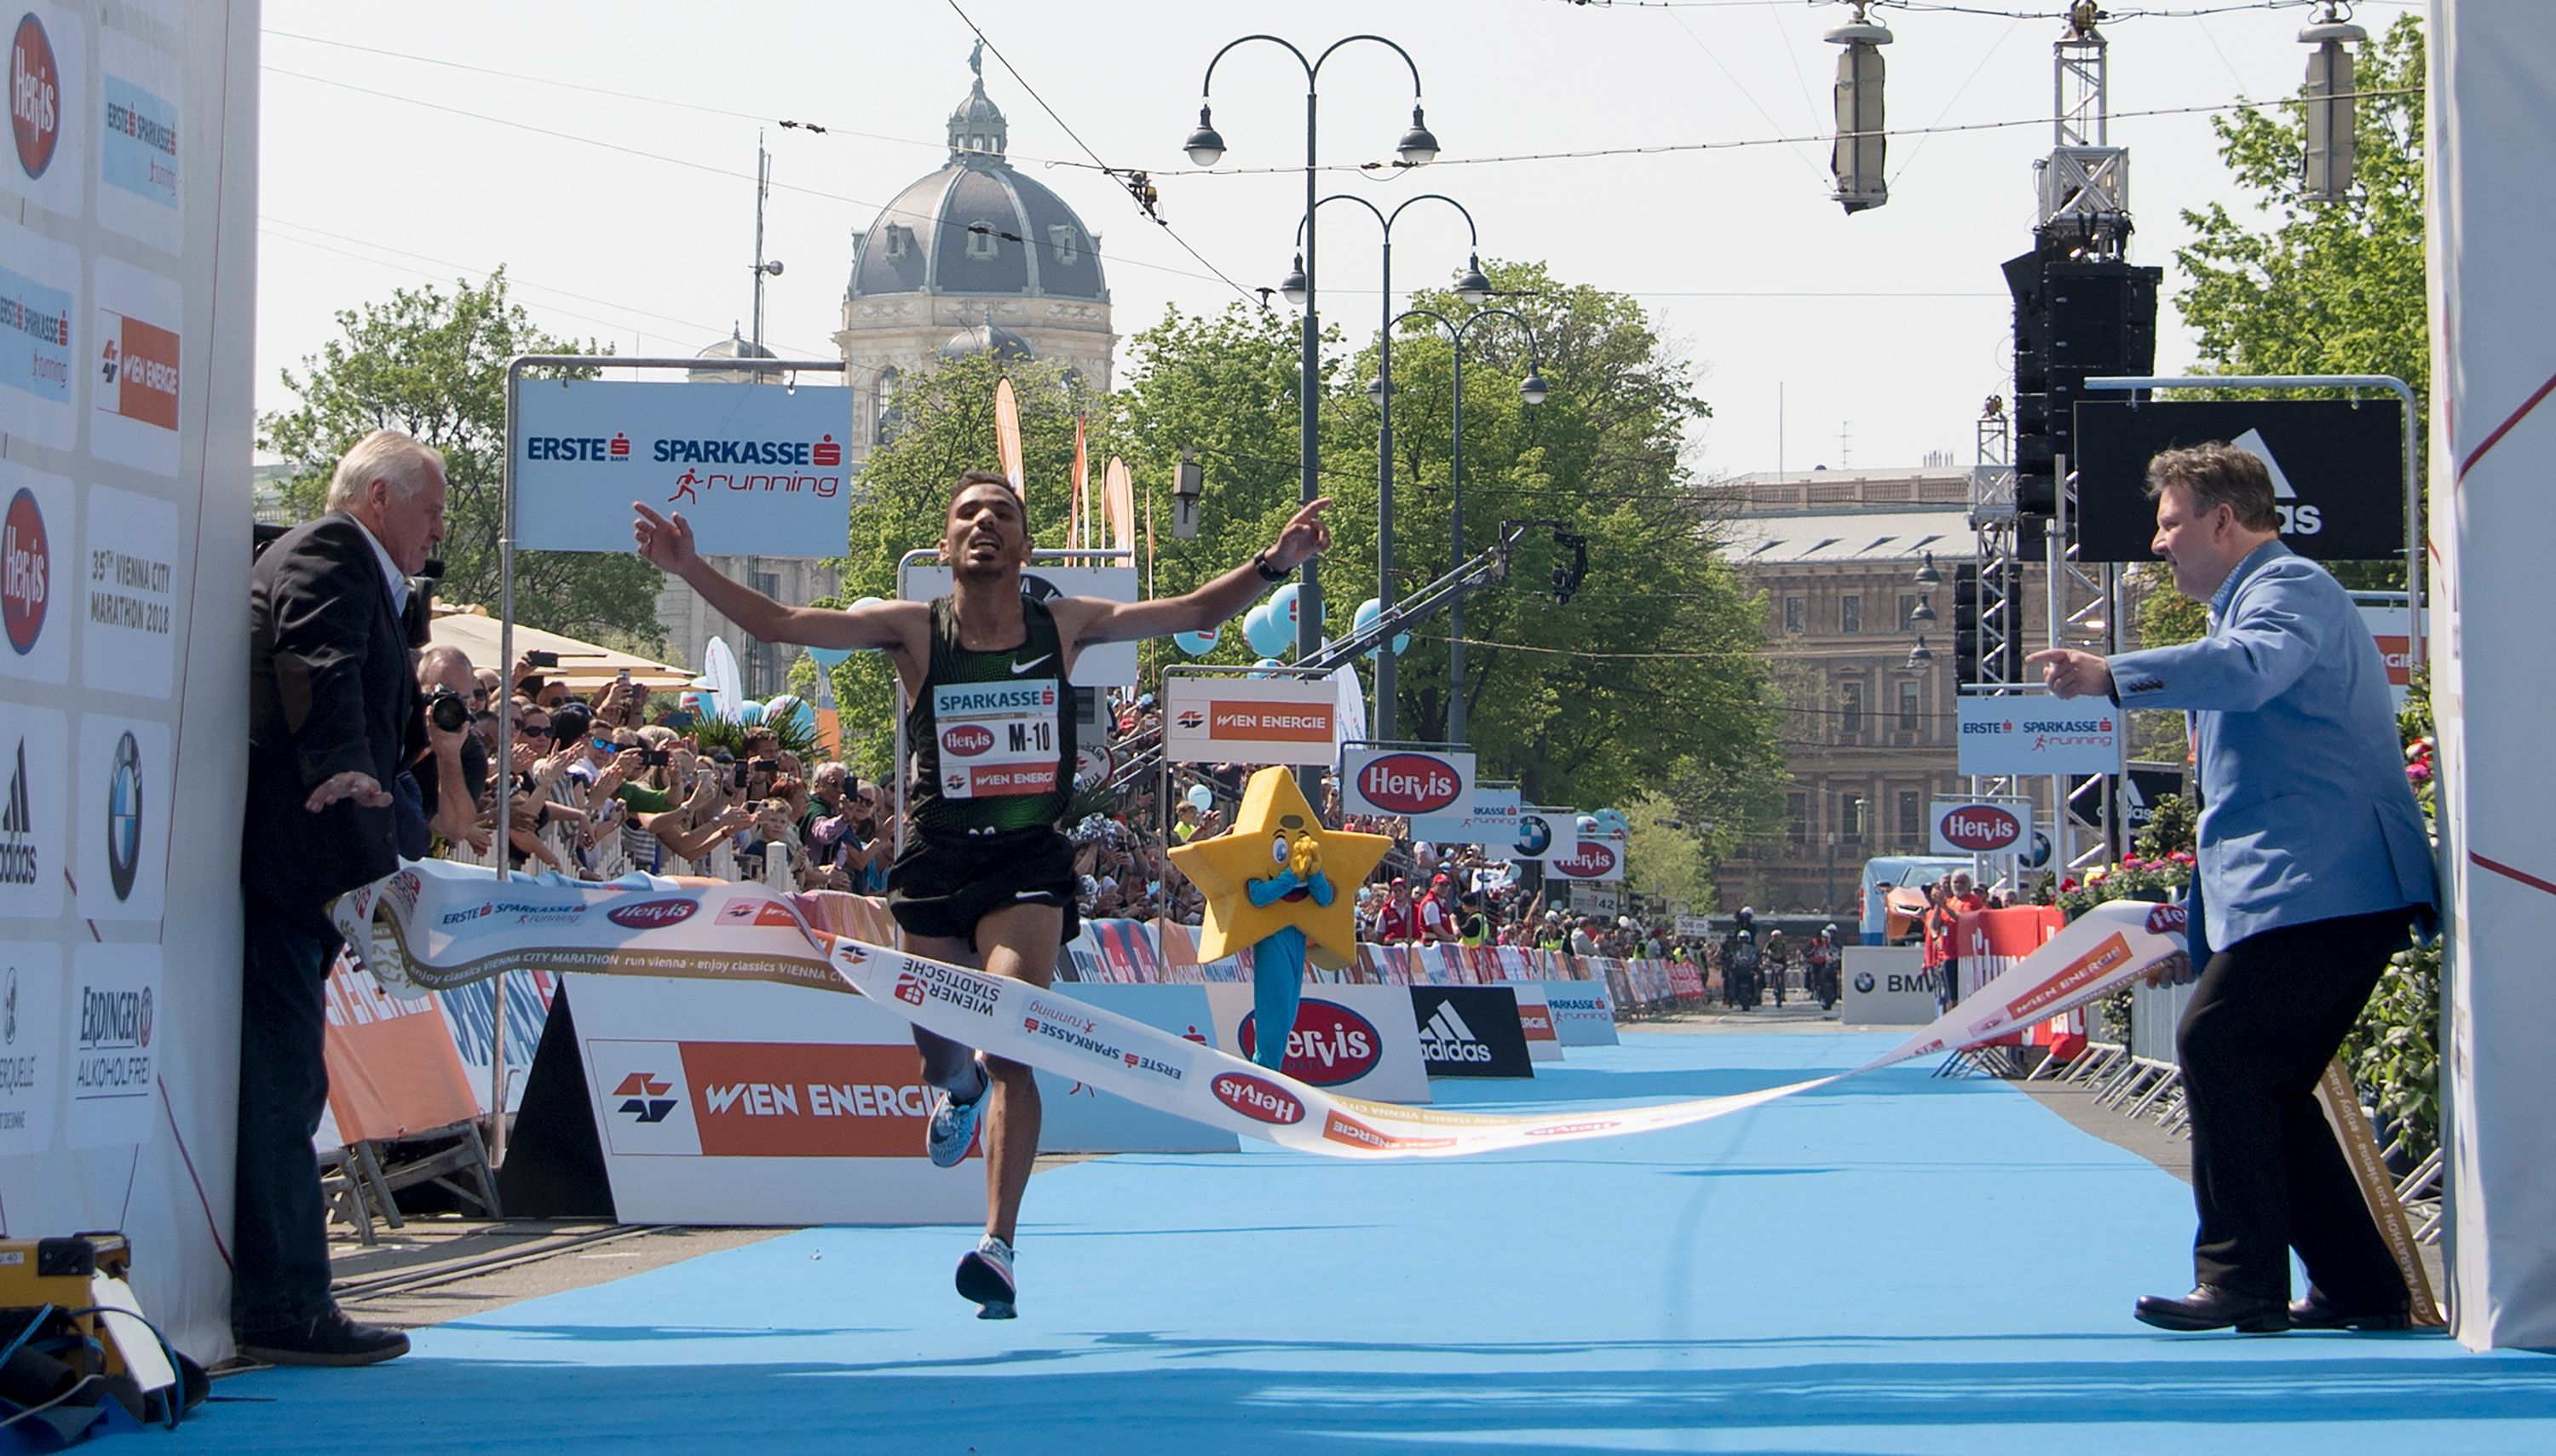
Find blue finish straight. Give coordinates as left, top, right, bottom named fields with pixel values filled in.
left=191, top=1033, right=2556, bottom=1456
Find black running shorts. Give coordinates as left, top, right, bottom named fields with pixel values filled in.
left=886, top=826, right=1081, bottom=951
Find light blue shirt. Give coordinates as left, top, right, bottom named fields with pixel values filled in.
left=2107, top=540, right=2434, bottom=950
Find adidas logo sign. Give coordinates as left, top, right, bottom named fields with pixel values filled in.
left=1417, top=1001, right=1494, bottom=1063
left=0, top=739, right=36, bottom=887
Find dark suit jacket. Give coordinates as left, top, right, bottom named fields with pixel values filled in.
left=245, top=512, right=417, bottom=925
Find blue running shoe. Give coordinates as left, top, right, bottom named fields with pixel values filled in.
left=924, top=1061, right=987, bottom=1169
left=957, top=1234, right=1016, bottom=1320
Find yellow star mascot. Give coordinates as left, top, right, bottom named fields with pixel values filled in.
left=1168, top=767, right=1391, bottom=1072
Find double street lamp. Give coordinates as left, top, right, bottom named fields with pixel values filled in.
left=1280, top=191, right=1487, bottom=740
left=1183, top=35, right=1440, bottom=688
left=1377, top=306, right=1547, bottom=743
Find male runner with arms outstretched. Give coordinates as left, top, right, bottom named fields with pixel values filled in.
left=634, top=472, right=1332, bottom=1317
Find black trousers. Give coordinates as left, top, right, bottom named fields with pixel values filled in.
left=232, top=896, right=341, bottom=1332
left=2175, top=906, right=2413, bottom=1304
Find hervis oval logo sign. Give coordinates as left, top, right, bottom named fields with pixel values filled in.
left=1237, top=998, right=1380, bottom=1085
left=1937, top=804, right=2022, bottom=852
left=1211, top=1071, right=1305, bottom=1125
left=607, top=898, right=699, bottom=930
left=2145, top=902, right=2188, bottom=937
left=1548, top=840, right=1619, bottom=879
left=941, top=724, right=994, bottom=758
left=1355, top=752, right=1463, bottom=815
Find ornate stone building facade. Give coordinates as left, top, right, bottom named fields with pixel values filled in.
left=653, top=52, right=1118, bottom=693
left=1713, top=468, right=2051, bottom=917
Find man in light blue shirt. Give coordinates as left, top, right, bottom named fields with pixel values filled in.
left=2033, top=441, right=2433, bottom=1336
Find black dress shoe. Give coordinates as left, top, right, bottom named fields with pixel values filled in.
left=2133, top=1285, right=2291, bottom=1333
left=2290, top=1287, right=2415, bottom=1332
left=236, top=1307, right=411, bottom=1367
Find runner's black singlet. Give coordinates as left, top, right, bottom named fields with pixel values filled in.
left=903, top=595, right=1077, bottom=839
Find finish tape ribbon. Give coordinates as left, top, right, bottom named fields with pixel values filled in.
left=336, top=860, right=2190, bottom=1158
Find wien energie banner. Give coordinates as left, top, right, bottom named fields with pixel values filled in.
left=339, top=862, right=2189, bottom=1159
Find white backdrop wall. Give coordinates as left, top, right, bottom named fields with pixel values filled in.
left=2430, top=0, right=2556, bottom=1352
left=0, top=0, right=256, bottom=1359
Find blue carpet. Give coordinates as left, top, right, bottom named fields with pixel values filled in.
left=191, top=1033, right=2556, bottom=1455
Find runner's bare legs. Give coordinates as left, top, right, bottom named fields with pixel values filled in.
left=901, top=898, right=1058, bottom=1243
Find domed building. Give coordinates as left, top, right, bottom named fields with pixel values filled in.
left=835, top=49, right=1116, bottom=449
left=655, top=53, right=1119, bottom=695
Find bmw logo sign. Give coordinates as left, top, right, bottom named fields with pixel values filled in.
left=107, top=731, right=142, bottom=901
left=1852, top=971, right=1875, bottom=995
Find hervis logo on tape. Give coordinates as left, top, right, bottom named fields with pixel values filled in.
left=1211, top=1071, right=1305, bottom=1125
left=1356, top=752, right=1464, bottom=815
left=2145, top=903, right=2188, bottom=937
left=607, top=898, right=699, bottom=930
left=1937, top=804, right=2022, bottom=852
left=941, top=724, right=994, bottom=758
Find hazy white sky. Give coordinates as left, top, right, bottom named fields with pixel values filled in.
left=253, top=0, right=2420, bottom=476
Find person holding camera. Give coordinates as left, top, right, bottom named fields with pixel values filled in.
left=240, top=429, right=442, bottom=1366
left=411, top=645, right=491, bottom=857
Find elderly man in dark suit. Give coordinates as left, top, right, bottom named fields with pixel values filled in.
left=237, top=429, right=446, bottom=1365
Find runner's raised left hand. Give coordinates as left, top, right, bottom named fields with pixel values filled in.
left=1265, top=498, right=1334, bottom=573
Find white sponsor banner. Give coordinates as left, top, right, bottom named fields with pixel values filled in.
left=89, top=256, right=183, bottom=478
left=1673, top=913, right=1713, bottom=938
left=1955, top=695, right=2124, bottom=777
left=515, top=380, right=855, bottom=557
left=1511, top=806, right=1579, bottom=863
left=0, top=225, right=80, bottom=452
left=81, top=483, right=179, bottom=696
left=904, top=564, right=1139, bottom=687
left=0, top=6, right=87, bottom=221
left=1535, top=981, right=1619, bottom=1047
left=1034, top=983, right=1237, bottom=1154
left=66, top=942, right=159, bottom=1148
left=95, top=25, right=184, bottom=256
left=567, top=970, right=984, bottom=1227
left=343, top=863, right=2185, bottom=1160
left=1162, top=675, right=1339, bottom=767
left=2355, top=603, right=2424, bottom=710
left=1343, top=746, right=1474, bottom=820
left=1841, top=946, right=1936, bottom=1026
left=1511, top=982, right=1562, bottom=1063
left=0, top=704, right=66, bottom=918
left=1547, top=825, right=1625, bottom=883
left=0, top=941, right=63, bottom=1154
left=75, top=713, right=170, bottom=921
left=1200, top=983, right=1431, bottom=1105
left=1929, top=797, right=2029, bottom=856
left=0, top=461, right=72, bottom=687
left=1413, top=781, right=1515, bottom=845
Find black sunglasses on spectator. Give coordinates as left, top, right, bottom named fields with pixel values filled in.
left=521, top=726, right=553, bottom=739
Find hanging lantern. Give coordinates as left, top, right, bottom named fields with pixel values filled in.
left=1827, top=3, right=1893, bottom=215
left=2300, top=5, right=2368, bottom=204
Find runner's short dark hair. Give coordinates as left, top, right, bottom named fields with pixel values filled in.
left=947, top=469, right=1019, bottom=510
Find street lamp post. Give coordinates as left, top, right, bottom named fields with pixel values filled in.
left=1388, top=305, right=1548, bottom=743
left=1290, top=193, right=1488, bottom=741
left=1184, top=36, right=1440, bottom=740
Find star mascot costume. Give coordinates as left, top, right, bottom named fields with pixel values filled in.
left=1169, top=768, right=1392, bottom=1072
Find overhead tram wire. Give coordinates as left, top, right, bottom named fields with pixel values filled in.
left=938, top=0, right=1261, bottom=310
left=254, top=66, right=1247, bottom=297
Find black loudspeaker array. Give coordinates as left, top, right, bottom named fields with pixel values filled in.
left=2006, top=253, right=2161, bottom=515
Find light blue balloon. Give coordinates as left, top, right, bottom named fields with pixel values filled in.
left=1353, top=597, right=1383, bottom=659
left=806, top=645, right=853, bottom=670
left=1391, top=631, right=1410, bottom=656
left=1185, top=784, right=1213, bottom=812
left=737, top=700, right=766, bottom=727
left=1251, top=656, right=1285, bottom=677
left=1174, top=625, right=1219, bottom=657
left=1243, top=602, right=1290, bottom=659
left=1269, top=581, right=1301, bottom=630
left=766, top=694, right=815, bottom=736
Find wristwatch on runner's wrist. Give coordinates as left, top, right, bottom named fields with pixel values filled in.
left=1252, top=550, right=1288, bottom=582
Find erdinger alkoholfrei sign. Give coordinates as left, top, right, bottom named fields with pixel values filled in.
left=514, top=379, right=856, bottom=557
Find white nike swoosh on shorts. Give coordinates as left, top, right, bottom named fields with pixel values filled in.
left=1010, top=654, right=1052, bottom=674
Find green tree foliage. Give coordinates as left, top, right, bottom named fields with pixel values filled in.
left=2175, top=14, right=2426, bottom=590
left=259, top=273, right=667, bottom=646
